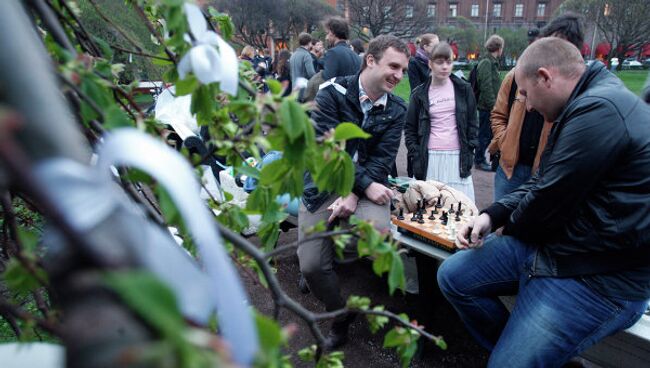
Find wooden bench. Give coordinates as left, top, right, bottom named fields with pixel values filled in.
left=392, top=225, right=650, bottom=368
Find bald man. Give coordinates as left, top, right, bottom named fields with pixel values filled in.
left=437, top=37, right=650, bottom=366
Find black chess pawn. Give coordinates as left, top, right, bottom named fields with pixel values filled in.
left=428, top=210, right=436, bottom=220
left=441, top=211, right=448, bottom=226
left=449, top=204, right=455, bottom=214
left=416, top=199, right=421, bottom=212
left=458, top=202, right=463, bottom=215
left=435, top=194, right=443, bottom=209
left=455, top=210, right=461, bottom=222
left=417, top=214, right=425, bottom=224
left=410, top=211, right=418, bottom=221
left=397, top=208, right=405, bottom=220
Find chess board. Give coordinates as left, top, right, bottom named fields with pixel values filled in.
left=392, top=207, right=471, bottom=253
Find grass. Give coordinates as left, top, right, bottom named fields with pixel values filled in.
left=394, top=70, right=649, bottom=102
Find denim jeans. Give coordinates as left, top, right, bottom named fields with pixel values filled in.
left=494, top=163, right=532, bottom=201
left=437, top=235, right=648, bottom=367
left=475, top=110, right=493, bottom=164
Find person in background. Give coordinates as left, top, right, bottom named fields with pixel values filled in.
left=273, top=49, right=292, bottom=97
left=438, top=36, right=650, bottom=367
left=289, top=32, right=316, bottom=95
left=321, top=16, right=361, bottom=80
left=474, top=35, right=504, bottom=172
left=489, top=14, right=585, bottom=201
left=408, top=33, right=439, bottom=92
left=239, top=45, right=255, bottom=65
left=405, top=42, right=478, bottom=201
left=350, top=38, right=365, bottom=58
left=311, top=39, right=325, bottom=73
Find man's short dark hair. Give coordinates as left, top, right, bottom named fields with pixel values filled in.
left=298, top=32, right=312, bottom=47
left=324, top=16, right=349, bottom=40
left=361, top=35, right=410, bottom=70
left=541, top=12, right=585, bottom=50
left=350, top=38, right=365, bottom=54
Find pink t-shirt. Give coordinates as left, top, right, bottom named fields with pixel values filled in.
left=427, top=78, right=460, bottom=150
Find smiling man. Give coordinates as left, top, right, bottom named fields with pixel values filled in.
left=298, top=35, right=410, bottom=349
left=437, top=37, right=650, bottom=366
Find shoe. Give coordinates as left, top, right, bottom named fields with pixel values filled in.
left=324, top=314, right=355, bottom=350
left=475, top=162, right=492, bottom=171
left=298, top=274, right=310, bottom=294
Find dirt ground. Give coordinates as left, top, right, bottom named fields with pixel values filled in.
left=245, top=137, right=495, bottom=367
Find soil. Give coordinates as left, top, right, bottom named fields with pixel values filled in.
left=244, top=137, right=496, bottom=367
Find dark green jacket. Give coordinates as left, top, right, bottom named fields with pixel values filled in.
left=476, top=54, right=500, bottom=111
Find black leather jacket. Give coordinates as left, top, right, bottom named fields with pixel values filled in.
left=484, top=62, right=650, bottom=300
left=407, top=56, right=429, bottom=91
left=404, top=74, right=478, bottom=180
left=302, top=73, right=407, bottom=212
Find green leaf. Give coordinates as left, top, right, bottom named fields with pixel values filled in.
left=255, top=312, right=283, bottom=351
left=388, top=252, right=406, bottom=295
left=234, top=163, right=260, bottom=180
left=92, top=36, right=113, bottom=59
left=298, top=345, right=316, bottom=362
left=279, top=99, right=306, bottom=143
left=333, top=122, right=371, bottom=141
left=156, top=186, right=181, bottom=225
left=346, top=295, right=370, bottom=310
left=104, top=105, right=132, bottom=129
left=104, top=271, right=185, bottom=341
left=190, top=85, right=214, bottom=125
left=2, top=258, right=47, bottom=293
left=339, top=154, right=355, bottom=195
left=266, top=79, right=282, bottom=95
left=175, top=76, right=199, bottom=96
left=259, top=159, right=290, bottom=187
left=383, top=328, right=408, bottom=348
left=17, top=227, right=39, bottom=252
left=258, top=221, right=281, bottom=252
left=436, top=338, right=448, bottom=350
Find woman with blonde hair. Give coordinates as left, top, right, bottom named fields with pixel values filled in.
left=405, top=42, right=478, bottom=201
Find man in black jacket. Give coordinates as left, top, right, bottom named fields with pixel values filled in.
left=321, top=16, right=361, bottom=80
left=438, top=38, right=650, bottom=366
left=299, top=35, right=410, bottom=349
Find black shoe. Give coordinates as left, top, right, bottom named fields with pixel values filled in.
left=475, top=162, right=492, bottom=171
left=324, top=315, right=354, bottom=350
left=298, top=274, right=310, bottom=294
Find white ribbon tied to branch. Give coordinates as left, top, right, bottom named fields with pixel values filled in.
left=178, top=3, right=238, bottom=95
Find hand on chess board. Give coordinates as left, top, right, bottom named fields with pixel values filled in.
left=456, top=213, right=492, bottom=249
left=327, top=193, right=359, bottom=223
left=364, top=182, right=394, bottom=206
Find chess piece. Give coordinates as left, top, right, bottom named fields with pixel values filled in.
left=416, top=199, right=421, bottom=212
left=458, top=202, right=463, bottom=215
left=397, top=208, right=405, bottom=220
left=410, top=211, right=418, bottom=221
left=435, top=194, right=443, bottom=209
left=455, top=209, right=461, bottom=222
left=428, top=210, right=436, bottom=220
left=441, top=211, right=448, bottom=226
left=449, top=204, right=455, bottom=214
left=417, top=215, right=425, bottom=224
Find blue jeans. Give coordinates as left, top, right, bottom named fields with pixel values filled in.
left=494, top=163, right=532, bottom=201
left=437, top=235, right=648, bottom=367
left=475, top=110, right=493, bottom=164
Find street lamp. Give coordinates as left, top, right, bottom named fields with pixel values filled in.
left=484, top=0, right=490, bottom=42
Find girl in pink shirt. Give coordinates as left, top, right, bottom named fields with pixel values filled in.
left=405, top=42, right=479, bottom=202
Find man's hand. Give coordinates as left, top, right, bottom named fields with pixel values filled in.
left=456, top=213, right=492, bottom=249
left=364, top=183, right=393, bottom=206
left=327, top=193, right=359, bottom=223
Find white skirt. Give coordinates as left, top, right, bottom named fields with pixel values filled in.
left=426, top=149, right=475, bottom=202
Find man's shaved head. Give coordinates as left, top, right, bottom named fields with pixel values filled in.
left=517, top=37, right=585, bottom=80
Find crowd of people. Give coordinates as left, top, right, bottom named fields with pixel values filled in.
left=231, top=13, right=650, bottom=367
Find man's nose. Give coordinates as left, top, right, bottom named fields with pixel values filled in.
left=395, top=69, right=403, bottom=80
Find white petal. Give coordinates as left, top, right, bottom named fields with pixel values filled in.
left=201, top=30, right=220, bottom=46
left=177, top=53, right=192, bottom=80
left=189, top=45, right=221, bottom=85
left=184, top=3, right=207, bottom=41
left=215, top=36, right=239, bottom=95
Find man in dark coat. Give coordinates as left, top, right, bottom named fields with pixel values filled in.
left=299, top=35, right=410, bottom=349
left=321, top=16, right=361, bottom=80
left=438, top=37, right=650, bottom=367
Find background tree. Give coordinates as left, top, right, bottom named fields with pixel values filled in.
left=436, top=17, right=482, bottom=59
left=560, top=0, right=650, bottom=69
left=496, top=28, right=529, bottom=65
left=212, top=0, right=335, bottom=50
left=347, top=0, right=432, bottom=41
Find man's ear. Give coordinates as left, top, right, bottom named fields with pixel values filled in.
left=366, top=54, right=375, bottom=67
left=537, top=67, right=552, bottom=87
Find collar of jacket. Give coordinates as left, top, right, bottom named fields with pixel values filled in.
left=334, top=40, right=349, bottom=48
left=554, top=61, right=608, bottom=125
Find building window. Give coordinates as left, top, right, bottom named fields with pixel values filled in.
left=449, top=3, right=457, bottom=17
left=427, top=4, right=436, bottom=17
left=406, top=5, right=414, bottom=18
left=471, top=4, right=479, bottom=17
left=537, top=2, right=546, bottom=17
left=493, top=3, right=502, bottom=17
left=515, top=3, right=523, bottom=17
